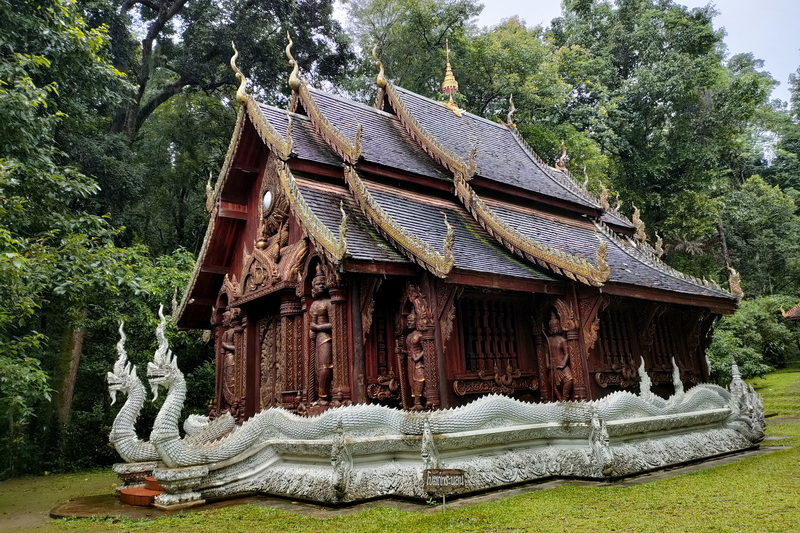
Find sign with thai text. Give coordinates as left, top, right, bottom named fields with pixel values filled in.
left=423, top=468, right=465, bottom=493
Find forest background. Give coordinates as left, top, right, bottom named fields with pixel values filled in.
left=2, top=0, right=800, bottom=479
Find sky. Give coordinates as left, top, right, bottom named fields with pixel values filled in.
left=474, top=0, right=800, bottom=105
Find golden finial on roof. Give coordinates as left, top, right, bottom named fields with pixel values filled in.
left=467, top=146, right=478, bottom=179
left=205, top=170, right=214, bottom=213
left=632, top=204, right=646, bottom=242
left=506, top=94, right=516, bottom=128
left=443, top=213, right=455, bottom=260
left=600, top=185, right=610, bottom=210
left=654, top=232, right=664, bottom=258
left=285, top=32, right=301, bottom=91
left=556, top=140, right=568, bottom=170
left=441, top=40, right=462, bottom=116
left=727, top=264, right=743, bottom=302
left=372, top=43, right=388, bottom=89
left=230, top=42, right=248, bottom=104
left=596, top=236, right=610, bottom=281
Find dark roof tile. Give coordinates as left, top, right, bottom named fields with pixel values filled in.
left=362, top=180, right=555, bottom=281
left=484, top=199, right=732, bottom=299
left=392, top=87, right=599, bottom=209
left=307, top=89, right=450, bottom=181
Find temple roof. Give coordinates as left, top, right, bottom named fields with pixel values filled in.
left=783, top=302, right=800, bottom=321
left=175, top=70, right=737, bottom=328
left=388, top=86, right=600, bottom=210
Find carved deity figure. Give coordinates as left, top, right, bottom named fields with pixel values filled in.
left=546, top=313, right=573, bottom=401
left=405, top=311, right=426, bottom=410
left=309, top=266, right=333, bottom=405
left=220, top=308, right=241, bottom=407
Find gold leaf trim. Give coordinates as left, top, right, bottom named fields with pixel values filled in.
left=275, top=159, right=346, bottom=265
left=593, top=220, right=731, bottom=296
left=344, top=166, right=453, bottom=277
left=381, top=81, right=469, bottom=175
left=297, top=84, right=361, bottom=163
left=452, top=173, right=609, bottom=286
left=247, top=99, right=293, bottom=160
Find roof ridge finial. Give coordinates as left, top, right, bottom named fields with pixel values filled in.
left=632, top=204, right=646, bottom=242
left=654, top=232, right=664, bottom=258
left=230, top=42, right=248, bottom=103
left=372, top=43, right=388, bottom=89
left=599, top=185, right=610, bottom=210
left=506, top=94, right=516, bottom=128
left=727, top=264, right=744, bottom=303
left=441, top=39, right=462, bottom=116
left=286, top=32, right=301, bottom=91
left=556, top=140, right=568, bottom=170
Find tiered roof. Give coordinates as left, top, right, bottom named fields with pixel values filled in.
left=176, top=48, right=736, bottom=328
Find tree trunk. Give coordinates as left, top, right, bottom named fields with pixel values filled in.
left=54, top=307, right=88, bottom=427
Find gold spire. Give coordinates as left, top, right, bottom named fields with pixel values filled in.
left=441, top=40, right=462, bottom=116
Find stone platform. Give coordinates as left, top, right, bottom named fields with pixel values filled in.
left=51, top=444, right=786, bottom=521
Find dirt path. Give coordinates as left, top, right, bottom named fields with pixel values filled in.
left=0, top=470, right=116, bottom=531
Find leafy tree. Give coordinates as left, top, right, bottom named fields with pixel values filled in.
left=707, top=295, right=800, bottom=383
left=0, top=0, right=133, bottom=476
left=94, top=0, right=354, bottom=140
left=345, top=0, right=481, bottom=98
left=549, top=0, right=775, bottom=277
left=123, top=91, right=235, bottom=254
left=765, top=67, right=800, bottom=190
left=719, top=175, right=800, bottom=297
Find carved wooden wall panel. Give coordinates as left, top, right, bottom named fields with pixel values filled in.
left=594, top=305, right=641, bottom=390
left=452, top=292, right=538, bottom=399
left=279, top=293, right=303, bottom=409
left=259, top=315, right=281, bottom=409
left=364, top=280, right=402, bottom=405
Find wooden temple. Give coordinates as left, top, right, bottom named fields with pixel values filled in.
left=175, top=44, right=738, bottom=421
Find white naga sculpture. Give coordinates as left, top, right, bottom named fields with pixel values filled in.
left=109, top=308, right=765, bottom=508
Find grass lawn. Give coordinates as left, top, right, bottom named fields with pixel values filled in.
left=2, top=367, right=798, bottom=533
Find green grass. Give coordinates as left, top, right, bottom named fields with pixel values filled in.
left=4, top=367, right=799, bottom=533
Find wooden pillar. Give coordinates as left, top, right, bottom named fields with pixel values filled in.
left=280, top=292, right=303, bottom=409
left=350, top=282, right=366, bottom=404
left=329, top=285, right=351, bottom=406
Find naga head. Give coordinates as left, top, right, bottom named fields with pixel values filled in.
left=146, top=305, right=181, bottom=401
left=107, top=321, right=138, bottom=405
